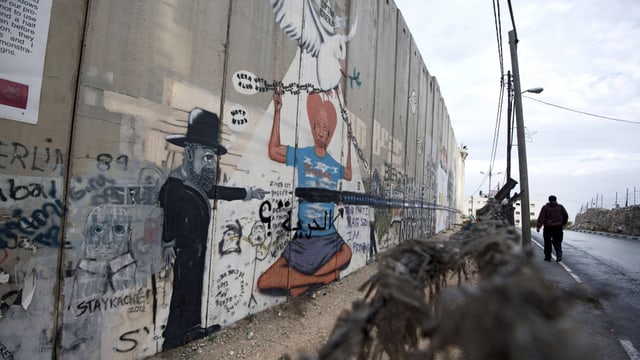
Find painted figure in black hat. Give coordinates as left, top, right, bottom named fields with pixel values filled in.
left=159, top=108, right=266, bottom=350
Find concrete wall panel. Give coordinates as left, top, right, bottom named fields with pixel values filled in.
left=391, top=14, right=410, bottom=173
left=405, top=38, right=420, bottom=187
left=418, top=69, right=433, bottom=238
left=402, top=37, right=420, bottom=241
left=209, top=0, right=302, bottom=329
left=341, top=0, right=379, bottom=265
left=370, top=0, right=398, bottom=252
left=344, top=0, right=378, bottom=180
left=425, top=77, right=440, bottom=232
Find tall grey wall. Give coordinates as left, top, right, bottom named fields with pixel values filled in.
left=0, top=0, right=465, bottom=358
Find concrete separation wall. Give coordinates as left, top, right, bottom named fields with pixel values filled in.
left=0, top=0, right=466, bottom=358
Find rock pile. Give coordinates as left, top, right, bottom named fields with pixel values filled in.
left=572, top=205, right=640, bottom=236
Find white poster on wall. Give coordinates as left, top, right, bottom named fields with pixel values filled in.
left=0, top=0, right=52, bottom=125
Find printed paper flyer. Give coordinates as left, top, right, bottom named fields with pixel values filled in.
left=0, top=0, right=53, bottom=124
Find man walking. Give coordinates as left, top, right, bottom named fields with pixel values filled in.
left=536, top=195, right=569, bottom=262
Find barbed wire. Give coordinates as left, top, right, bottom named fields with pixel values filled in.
left=294, top=199, right=602, bottom=360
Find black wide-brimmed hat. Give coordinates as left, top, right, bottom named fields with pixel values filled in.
left=165, top=108, right=227, bottom=155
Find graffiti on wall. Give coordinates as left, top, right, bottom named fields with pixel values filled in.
left=0, top=174, right=64, bottom=333
left=0, top=139, right=67, bottom=251
left=57, top=153, right=167, bottom=358
left=0, top=181, right=65, bottom=249
left=69, top=204, right=141, bottom=306
left=0, top=136, right=67, bottom=360
left=0, top=139, right=65, bottom=176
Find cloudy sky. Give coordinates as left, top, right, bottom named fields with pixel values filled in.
left=394, top=0, right=640, bottom=219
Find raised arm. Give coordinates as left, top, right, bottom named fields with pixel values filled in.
left=268, top=89, right=288, bottom=163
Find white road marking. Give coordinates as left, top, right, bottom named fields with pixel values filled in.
left=620, top=339, right=640, bottom=360
left=533, top=238, right=640, bottom=359
left=556, top=260, right=583, bottom=283
left=531, top=238, right=582, bottom=283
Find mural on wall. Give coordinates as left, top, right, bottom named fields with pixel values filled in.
left=271, top=0, right=357, bottom=92
left=158, top=108, right=265, bottom=350
left=70, top=204, right=140, bottom=305
left=59, top=154, right=166, bottom=359
left=256, top=90, right=353, bottom=298
left=201, top=0, right=369, bottom=329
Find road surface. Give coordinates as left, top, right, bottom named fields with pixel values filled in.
left=531, top=229, right=640, bottom=360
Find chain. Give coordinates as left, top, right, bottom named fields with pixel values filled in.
left=335, top=92, right=369, bottom=171
left=253, top=78, right=322, bottom=95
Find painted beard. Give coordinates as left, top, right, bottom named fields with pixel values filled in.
left=189, top=165, right=216, bottom=193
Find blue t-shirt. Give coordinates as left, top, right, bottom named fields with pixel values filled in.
left=286, top=146, right=344, bottom=236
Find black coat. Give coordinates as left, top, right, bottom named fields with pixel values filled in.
left=159, top=177, right=247, bottom=349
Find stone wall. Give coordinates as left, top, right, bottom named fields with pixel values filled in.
left=572, top=206, right=640, bottom=236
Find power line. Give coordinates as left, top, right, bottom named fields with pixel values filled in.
left=471, top=175, right=489, bottom=197
left=523, top=95, right=640, bottom=125
left=492, top=0, right=504, bottom=76
left=478, top=0, right=508, bottom=197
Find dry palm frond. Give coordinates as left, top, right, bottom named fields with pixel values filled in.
left=303, top=199, right=598, bottom=360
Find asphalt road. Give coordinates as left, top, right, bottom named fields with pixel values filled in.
left=531, top=229, right=640, bottom=360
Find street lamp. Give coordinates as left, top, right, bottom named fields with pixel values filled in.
left=507, top=85, right=544, bottom=181
left=522, top=87, right=544, bottom=94
left=480, top=169, right=503, bottom=197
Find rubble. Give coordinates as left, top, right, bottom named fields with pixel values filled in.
left=572, top=205, right=640, bottom=236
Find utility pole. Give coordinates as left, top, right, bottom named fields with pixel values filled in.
left=506, top=71, right=513, bottom=181
left=480, top=169, right=503, bottom=197
left=509, top=30, right=532, bottom=248
left=626, top=188, right=628, bottom=207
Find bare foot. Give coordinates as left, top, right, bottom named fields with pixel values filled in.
left=289, top=286, right=309, bottom=298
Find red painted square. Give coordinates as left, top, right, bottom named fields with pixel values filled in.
left=0, top=78, right=29, bottom=109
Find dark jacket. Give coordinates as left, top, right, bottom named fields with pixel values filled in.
left=536, top=201, right=568, bottom=228
left=159, top=177, right=248, bottom=350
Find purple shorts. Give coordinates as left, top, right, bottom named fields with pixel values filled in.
left=282, top=232, right=346, bottom=275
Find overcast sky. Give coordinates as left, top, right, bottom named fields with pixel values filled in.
left=395, top=0, right=640, bottom=220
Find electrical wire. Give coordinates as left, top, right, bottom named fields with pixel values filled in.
left=488, top=83, right=505, bottom=178
left=471, top=175, right=489, bottom=197
left=522, top=96, right=640, bottom=125
left=473, top=0, right=508, bottom=196
left=492, top=0, right=504, bottom=77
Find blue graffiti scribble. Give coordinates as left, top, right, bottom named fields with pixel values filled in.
left=349, top=67, right=362, bottom=89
